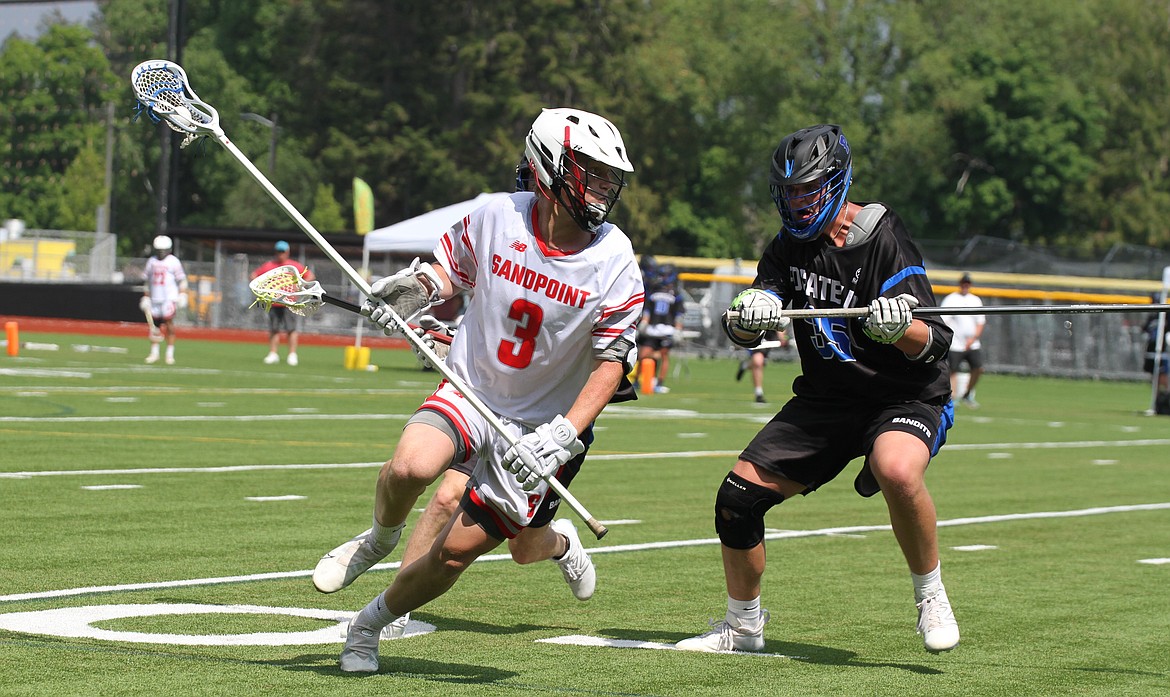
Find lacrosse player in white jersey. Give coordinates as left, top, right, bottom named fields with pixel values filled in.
left=140, top=235, right=188, bottom=364
left=312, top=108, right=644, bottom=673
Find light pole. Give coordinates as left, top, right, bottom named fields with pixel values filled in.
left=240, top=112, right=279, bottom=173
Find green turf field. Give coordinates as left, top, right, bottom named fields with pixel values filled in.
left=1, top=331, right=1167, bottom=696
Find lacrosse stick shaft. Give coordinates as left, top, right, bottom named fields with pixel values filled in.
left=728, top=302, right=1170, bottom=325
left=213, top=137, right=607, bottom=538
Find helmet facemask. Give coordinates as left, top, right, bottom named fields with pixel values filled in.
left=558, top=152, right=627, bottom=232
left=770, top=166, right=851, bottom=241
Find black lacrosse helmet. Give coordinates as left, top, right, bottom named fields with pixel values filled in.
left=768, top=124, right=853, bottom=241
left=515, top=155, right=534, bottom=193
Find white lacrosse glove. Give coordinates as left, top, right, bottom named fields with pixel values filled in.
left=139, top=296, right=152, bottom=314
left=411, top=314, right=454, bottom=369
left=502, top=415, right=586, bottom=492
left=177, top=293, right=188, bottom=310
left=730, top=288, right=790, bottom=332
left=862, top=293, right=920, bottom=343
left=362, top=257, right=443, bottom=326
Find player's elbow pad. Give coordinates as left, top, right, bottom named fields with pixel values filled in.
left=909, top=325, right=947, bottom=363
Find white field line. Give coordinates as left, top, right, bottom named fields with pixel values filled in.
left=2, top=501, right=1166, bottom=604
left=4, top=436, right=1170, bottom=479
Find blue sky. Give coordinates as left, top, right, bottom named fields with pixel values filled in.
left=0, top=1, right=97, bottom=41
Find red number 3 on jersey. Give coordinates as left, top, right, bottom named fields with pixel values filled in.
left=497, top=299, right=543, bottom=369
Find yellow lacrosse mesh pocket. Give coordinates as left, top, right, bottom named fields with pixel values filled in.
left=248, top=265, right=323, bottom=317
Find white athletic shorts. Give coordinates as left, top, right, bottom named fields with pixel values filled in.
left=149, top=299, right=177, bottom=321
left=418, top=381, right=551, bottom=537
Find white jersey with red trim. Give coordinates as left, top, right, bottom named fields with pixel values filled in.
left=145, top=254, right=186, bottom=304
left=434, top=192, right=643, bottom=426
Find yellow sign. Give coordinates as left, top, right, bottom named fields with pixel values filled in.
left=353, top=177, right=374, bottom=235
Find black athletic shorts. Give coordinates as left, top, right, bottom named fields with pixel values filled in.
left=640, top=335, right=675, bottom=351
left=739, top=395, right=953, bottom=497
left=947, top=348, right=984, bottom=372
left=267, top=306, right=302, bottom=334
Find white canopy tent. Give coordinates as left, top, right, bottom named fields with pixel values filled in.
left=353, top=192, right=510, bottom=349
left=362, top=192, right=512, bottom=255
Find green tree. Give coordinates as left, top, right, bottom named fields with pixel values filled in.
left=0, top=25, right=116, bottom=228
left=309, top=183, right=346, bottom=233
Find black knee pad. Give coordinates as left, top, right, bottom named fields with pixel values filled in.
left=714, top=471, right=785, bottom=550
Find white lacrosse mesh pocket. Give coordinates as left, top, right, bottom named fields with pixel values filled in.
left=132, top=61, right=218, bottom=148
left=249, top=265, right=325, bottom=317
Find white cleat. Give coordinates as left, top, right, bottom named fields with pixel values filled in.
left=286, top=353, right=298, bottom=366
left=383, top=612, right=410, bottom=639
left=676, top=610, right=769, bottom=652
left=339, top=620, right=381, bottom=673
left=917, top=587, right=960, bottom=653
left=551, top=518, right=595, bottom=601
left=263, top=352, right=280, bottom=365
left=145, top=354, right=159, bottom=364
left=164, top=356, right=175, bottom=365
left=312, top=526, right=402, bottom=594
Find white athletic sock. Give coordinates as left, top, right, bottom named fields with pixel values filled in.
left=370, top=518, right=405, bottom=553
left=165, top=346, right=174, bottom=359
left=754, top=387, right=764, bottom=398
left=728, top=595, right=762, bottom=627
left=353, top=591, right=399, bottom=631
left=912, top=561, right=943, bottom=601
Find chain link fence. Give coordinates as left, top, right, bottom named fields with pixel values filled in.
left=5, top=228, right=1167, bottom=381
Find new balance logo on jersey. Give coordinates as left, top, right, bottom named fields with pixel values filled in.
left=510, top=241, right=528, bottom=252
left=490, top=254, right=591, bottom=309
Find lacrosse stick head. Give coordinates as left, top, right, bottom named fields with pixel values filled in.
left=249, top=264, right=326, bottom=317
left=131, top=60, right=221, bottom=147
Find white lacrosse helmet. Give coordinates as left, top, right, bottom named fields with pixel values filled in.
left=524, top=108, right=633, bottom=232
left=152, top=235, right=173, bottom=252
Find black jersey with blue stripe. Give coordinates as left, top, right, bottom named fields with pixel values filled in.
left=753, top=204, right=952, bottom=403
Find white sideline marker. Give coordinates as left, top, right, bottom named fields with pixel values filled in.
left=245, top=495, right=306, bottom=502
left=81, top=484, right=143, bottom=491
left=537, top=634, right=806, bottom=659
left=1137, top=558, right=1170, bottom=565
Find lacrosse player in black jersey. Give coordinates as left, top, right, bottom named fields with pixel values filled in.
left=678, top=124, right=960, bottom=654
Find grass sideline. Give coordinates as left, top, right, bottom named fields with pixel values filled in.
left=1, top=329, right=1168, bottom=696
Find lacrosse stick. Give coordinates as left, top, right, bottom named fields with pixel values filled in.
left=140, top=298, right=162, bottom=341
left=727, top=302, right=1170, bottom=327
left=134, top=61, right=606, bottom=539
left=249, top=265, right=453, bottom=347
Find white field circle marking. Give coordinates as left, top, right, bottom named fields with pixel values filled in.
left=0, top=603, right=435, bottom=646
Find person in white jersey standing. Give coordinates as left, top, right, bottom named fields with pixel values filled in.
left=312, top=108, right=644, bottom=674
left=940, top=273, right=986, bottom=407
left=140, top=235, right=188, bottom=365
